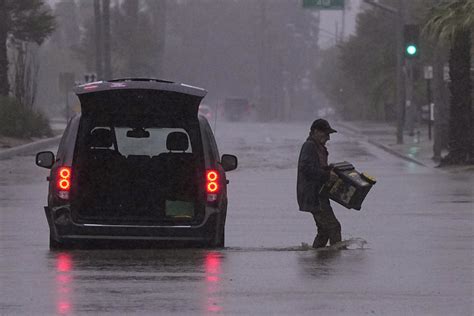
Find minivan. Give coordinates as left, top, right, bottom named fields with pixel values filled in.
left=36, top=78, right=237, bottom=249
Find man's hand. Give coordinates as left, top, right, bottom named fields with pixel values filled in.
left=329, top=170, right=338, bottom=184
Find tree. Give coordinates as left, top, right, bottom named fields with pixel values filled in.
left=74, top=0, right=163, bottom=78
left=424, top=0, right=473, bottom=164
left=0, top=0, right=55, bottom=96
left=11, top=42, right=39, bottom=109
left=316, top=4, right=397, bottom=121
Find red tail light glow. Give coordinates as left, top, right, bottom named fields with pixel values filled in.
left=207, top=182, right=218, bottom=193
left=206, top=170, right=220, bottom=201
left=57, top=167, right=71, bottom=199
left=59, top=179, right=70, bottom=190
left=207, top=171, right=218, bottom=181
left=59, top=168, right=70, bottom=179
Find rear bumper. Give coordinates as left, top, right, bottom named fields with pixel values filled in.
left=45, top=206, right=220, bottom=242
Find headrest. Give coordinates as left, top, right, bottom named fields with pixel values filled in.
left=89, top=128, right=113, bottom=148
left=166, top=132, right=189, bottom=151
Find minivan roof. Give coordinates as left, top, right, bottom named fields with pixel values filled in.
left=74, top=78, right=207, bottom=98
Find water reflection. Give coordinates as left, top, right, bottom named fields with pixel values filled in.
left=49, top=249, right=225, bottom=314
left=297, top=250, right=341, bottom=279
left=298, top=248, right=369, bottom=280
left=55, top=252, right=73, bottom=315
left=204, top=251, right=223, bottom=313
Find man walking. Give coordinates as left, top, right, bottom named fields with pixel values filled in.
left=297, top=119, right=341, bottom=248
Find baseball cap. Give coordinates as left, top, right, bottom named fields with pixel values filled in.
left=310, top=119, right=337, bottom=134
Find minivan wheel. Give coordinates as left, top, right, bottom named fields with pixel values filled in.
left=210, top=224, right=225, bottom=248
left=49, top=234, right=69, bottom=250
left=216, top=227, right=225, bottom=248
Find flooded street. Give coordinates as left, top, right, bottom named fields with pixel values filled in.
left=1, top=121, right=472, bottom=315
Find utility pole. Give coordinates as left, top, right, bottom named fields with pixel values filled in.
left=103, top=0, right=112, bottom=80
left=424, top=67, right=433, bottom=140
left=257, top=0, right=271, bottom=121
left=341, top=2, right=346, bottom=41
left=405, top=58, right=415, bottom=136
left=93, top=0, right=103, bottom=80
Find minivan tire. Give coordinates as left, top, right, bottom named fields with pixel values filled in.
left=210, top=221, right=225, bottom=248
left=216, top=228, right=225, bottom=248
left=49, top=234, right=69, bottom=250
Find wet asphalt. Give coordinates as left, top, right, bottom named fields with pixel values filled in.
left=0, top=121, right=472, bottom=315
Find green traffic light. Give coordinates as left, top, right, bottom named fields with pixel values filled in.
left=406, top=44, right=417, bottom=56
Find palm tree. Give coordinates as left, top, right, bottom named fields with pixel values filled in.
left=424, top=0, right=473, bottom=165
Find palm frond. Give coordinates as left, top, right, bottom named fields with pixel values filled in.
left=423, top=0, right=473, bottom=41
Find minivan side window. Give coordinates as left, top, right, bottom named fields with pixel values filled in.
left=201, top=121, right=219, bottom=164
left=57, top=116, right=80, bottom=164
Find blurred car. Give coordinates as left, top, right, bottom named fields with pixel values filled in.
left=36, top=78, right=238, bottom=249
left=317, top=107, right=336, bottom=119
left=198, top=104, right=213, bottom=121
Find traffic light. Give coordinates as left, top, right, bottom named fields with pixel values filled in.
left=403, top=24, right=419, bottom=58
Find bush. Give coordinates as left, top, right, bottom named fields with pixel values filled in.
left=0, top=96, right=52, bottom=138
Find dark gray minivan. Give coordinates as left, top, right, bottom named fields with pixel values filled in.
left=36, top=78, right=237, bottom=249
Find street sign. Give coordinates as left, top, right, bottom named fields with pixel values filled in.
left=443, top=64, right=450, bottom=82
left=424, top=66, right=433, bottom=80
left=303, top=0, right=344, bottom=9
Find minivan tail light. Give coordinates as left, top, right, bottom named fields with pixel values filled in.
left=206, top=170, right=219, bottom=202
left=57, top=166, right=71, bottom=199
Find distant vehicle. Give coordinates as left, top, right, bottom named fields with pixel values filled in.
left=198, top=104, right=213, bottom=121
left=317, top=107, right=336, bottom=119
left=223, top=97, right=250, bottom=121
left=36, top=78, right=238, bottom=249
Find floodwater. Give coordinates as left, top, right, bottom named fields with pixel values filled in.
left=0, top=121, right=472, bottom=315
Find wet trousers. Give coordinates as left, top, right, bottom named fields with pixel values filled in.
left=311, top=198, right=341, bottom=248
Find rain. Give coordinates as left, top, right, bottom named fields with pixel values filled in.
left=0, top=1, right=473, bottom=315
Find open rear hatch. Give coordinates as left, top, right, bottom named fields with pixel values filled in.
left=75, top=79, right=206, bottom=120
left=71, top=79, right=208, bottom=225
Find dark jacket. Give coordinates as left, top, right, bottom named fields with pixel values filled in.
left=297, top=137, right=330, bottom=212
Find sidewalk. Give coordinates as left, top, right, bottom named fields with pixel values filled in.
left=0, top=118, right=66, bottom=160
left=335, top=120, right=474, bottom=173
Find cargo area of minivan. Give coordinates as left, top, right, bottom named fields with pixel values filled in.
left=71, top=123, right=205, bottom=225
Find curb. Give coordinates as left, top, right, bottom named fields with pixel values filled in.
left=334, top=122, right=426, bottom=167
left=366, top=139, right=426, bottom=167
left=0, top=135, right=62, bottom=160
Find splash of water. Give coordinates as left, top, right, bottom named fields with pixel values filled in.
left=301, top=237, right=368, bottom=251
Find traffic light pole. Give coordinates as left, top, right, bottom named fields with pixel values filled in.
left=405, top=58, right=415, bottom=137
left=426, top=78, right=432, bottom=140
